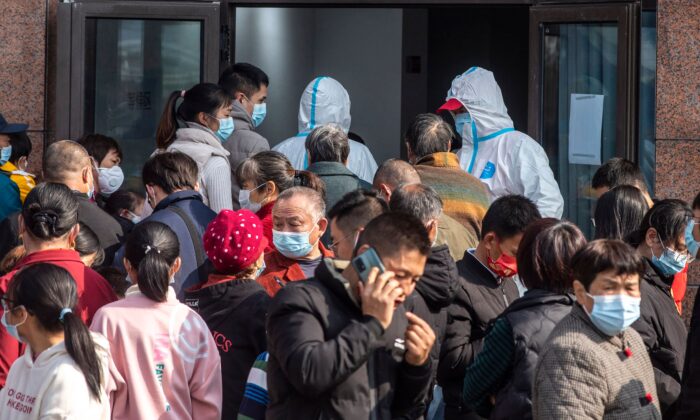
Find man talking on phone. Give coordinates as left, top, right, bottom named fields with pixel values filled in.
left=266, top=212, right=436, bottom=419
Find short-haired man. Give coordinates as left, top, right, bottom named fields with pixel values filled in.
left=219, top=63, right=270, bottom=206
left=258, top=186, right=333, bottom=296
left=114, top=152, right=216, bottom=299
left=373, top=158, right=477, bottom=260
left=389, top=183, right=460, bottom=414
left=266, top=212, right=435, bottom=419
left=592, top=157, right=654, bottom=207
left=405, top=113, right=490, bottom=241
left=438, top=195, right=541, bottom=419
left=327, top=189, right=388, bottom=261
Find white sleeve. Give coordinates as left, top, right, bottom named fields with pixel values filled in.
left=514, top=140, right=564, bottom=219
left=273, top=138, right=306, bottom=170
left=202, top=156, right=233, bottom=212
left=349, top=142, right=378, bottom=183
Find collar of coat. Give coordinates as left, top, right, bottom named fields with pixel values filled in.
left=415, top=152, right=461, bottom=169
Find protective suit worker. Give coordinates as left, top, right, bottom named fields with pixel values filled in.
left=438, top=67, right=564, bottom=218
left=274, top=77, right=378, bottom=183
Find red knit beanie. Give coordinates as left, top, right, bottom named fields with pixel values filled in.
left=203, top=209, right=268, bottom=273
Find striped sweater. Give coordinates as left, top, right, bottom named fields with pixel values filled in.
left=415, top=152, right=490, bottom=240
left=238, top=352, right=270, bottom=420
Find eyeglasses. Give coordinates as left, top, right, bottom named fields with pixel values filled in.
left=330, top=230, right=357, bottom=254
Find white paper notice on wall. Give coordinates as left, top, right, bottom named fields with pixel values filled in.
left=568, top=93, right=604, bottom=166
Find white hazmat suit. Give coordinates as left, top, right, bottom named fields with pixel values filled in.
left=441, top=67, right=564, bottom=218
left=273, top=77, right=378, bottom=183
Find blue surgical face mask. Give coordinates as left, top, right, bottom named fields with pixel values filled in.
left=586, top=293, right=641, bottom=336
left=1, top=303, right=26, bottom=343
left=214, top=116, right=235, bottom=142
left=453, top=112, right=472, bottom=141
left=239, top=183, right=266, bottom=213
left=273, top=224, right=319, bottom=259
left=252, top=103, right=267, bottom=128
left=651, top=243, right=688, bottom=277
left=685, top=220, right=699, bottom=259
left=0, top=146, right=12, bottom=166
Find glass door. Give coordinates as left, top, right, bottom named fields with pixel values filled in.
left=528, top=4, right=639, bottom=237
left=56, top=1, right=221, bottom=189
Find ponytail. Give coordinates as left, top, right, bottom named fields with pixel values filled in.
left=155, top=90, right=182, bottom=149
left=61, top=310, right=103, bottom=400
left=294, top=170, right=326, bottom=201
left=7, top=264, right=103, bottom=401
left=124, top=221, right=180, bottom=303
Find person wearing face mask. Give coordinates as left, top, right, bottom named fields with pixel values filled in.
left=156, top=83, right=234, bottom=212
left=91, top=221, right=222, bottom=420
left=77, top=133, right=125, bottom=202
left=462, top=219, right=585, bottom=419
left=629, top=199, right=691, bottom=418
left=533, top=240, right=660, bottom=419
left=0, top=183, right=117, bottom=388
left=0, top=263, right=111, bottom=419
left=437, top=195, right=541, bottom=420
left=184, top=209, right=270, bottom=419
left=257, top=187, right=334, bottom=297
left=218, top=63, right=271, bottom=208
left=112, top=152, right=216, bottom=299
left=438, top=67, right=563, bottom=218
left=0, top=118, right=36, bottom=203
left=104, top=189, right=145, bottom=235
left=236, top=151, right=325, bottom=252
left=0, top=114, right=24, bottom=219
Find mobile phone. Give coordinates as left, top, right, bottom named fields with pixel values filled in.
left=351, top=247, right=386, bottom=283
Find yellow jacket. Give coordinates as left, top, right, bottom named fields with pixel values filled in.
left=0, top=161, right=36, bottom=203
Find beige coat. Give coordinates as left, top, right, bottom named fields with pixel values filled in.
left=533, top=304, right=661, bottom=420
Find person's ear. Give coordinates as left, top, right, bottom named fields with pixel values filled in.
left=234, top=92, right=246, bottom=104
left=67, top=223, right=80, bottom=248
left=645, top=227, right=659, bottom=248
left=572, top=279, right=592, bottom=311
left=405, top=143, right=415, bottom=163
left=18, top=215, right=25, bottom=238
left=264, top=180, right=276, bottom=196
left=355, top=244, right=370, bottom=257
left=196, top=111, right=209, bottom=127
left=170, top=257, right=182, bottom=277
left=483, top=232, right=497, bottom=251
left=317, top=217, right=329, bottom=235
left=379, top=184, right=392, bottom=202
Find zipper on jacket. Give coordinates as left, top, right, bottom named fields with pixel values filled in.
left=500, top=282, right=509, bottom=307
left=368, top=354, right=378, bottom=420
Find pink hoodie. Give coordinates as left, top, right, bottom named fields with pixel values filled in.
left=90, top=285, right=222, bottom=420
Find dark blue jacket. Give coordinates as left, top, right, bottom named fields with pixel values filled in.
left=0, top=171, right=21, bottom=222
left=115, top=190, right=216, bottom=300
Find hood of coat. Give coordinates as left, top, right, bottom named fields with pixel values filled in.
left=415, top=244, right=458, bottom=310
left=231, top=100, right=255, bottom=132
left=168, top=122, right=230, bottom=169
left=297, top=77, right=351, bottom=134
left=23, top=331, right=110, bottom=370
left=185, top=276, right=265, bottom=320
left=445, top=67, right=514, bottom=145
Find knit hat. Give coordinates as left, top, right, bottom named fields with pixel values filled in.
left=203, top=209, right=268, bottom=273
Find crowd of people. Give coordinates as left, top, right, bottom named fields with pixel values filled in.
left=0, top=62, right=698, bottom=420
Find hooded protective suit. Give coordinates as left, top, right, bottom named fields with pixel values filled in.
left=273, top=77, right=378, bottom=183
left=444, top=68, right=564, bottom=218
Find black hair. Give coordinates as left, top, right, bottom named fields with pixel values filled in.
left=631, top=199, right=692, bottom=248
left=95, top=266, right=130, bottom=299
left=236, top=150, right=325, bottom=197
left=7, top=131, right=32, bottom=164
left=355, top=212, right=431, bottom=259
left=77, top=134, right=123, bottom=165
left=142, top=152, right=198, bottom=195
left=571, top=239, right=646, bottom=290
left=219, top=63, right=269, bottom=98
left=22, top=183, right=79, bottom=240
left=104, top=190, right=144, bottom=216
left=517, top=219, right=587, bottom=293
left=594, top=185, right=649, bottom=243
left=7, top=263, right=102, bottom=400
left=124, top=221, right=180, bottom=302
left=156, top=83, right=232, bottom=149
left=305, top=125, right=350, bottom=164
left=692, top=191, right=700, bottom=210
left=404, top=113, right=453, bottom=158
left=591, top=157, right=648, bottom=193
left=75, top=223, right=105, bottom=267
left=481, top=195, right=541, bottom=240
left=348, top=131, right=365, bottom=145
left=328, top=189, right=388, bottom=234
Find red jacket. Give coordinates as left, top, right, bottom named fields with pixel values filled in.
left=256, top=201, right=275, bottom=253
left=258, top=244, right=334, bottom=297
left=672, top=265, right=688, bottom=314
left=0, top=249, right=117, bottom=387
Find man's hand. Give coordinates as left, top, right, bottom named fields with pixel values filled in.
left=404, top=312, right=435, bottom=366
left=359, top=267, right=402, bottom=330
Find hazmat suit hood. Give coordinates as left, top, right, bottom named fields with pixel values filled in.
left=297, top=76, right=352, bottom=134
left=445, top=67, right=514, bottom=145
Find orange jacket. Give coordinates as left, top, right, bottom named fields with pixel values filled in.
left=258, top=243, right=334, bottom=296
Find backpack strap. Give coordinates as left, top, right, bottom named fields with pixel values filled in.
left=167, top=205, right=208, bottom=284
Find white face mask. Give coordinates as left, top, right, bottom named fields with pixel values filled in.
left=239, top=183, right=266, bottom=213
left=98, top=166, right=124, bottom=196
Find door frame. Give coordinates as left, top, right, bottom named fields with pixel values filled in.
left=527, top=3, right=640, bottom=159
left=56, top=1, right=221, bottom=140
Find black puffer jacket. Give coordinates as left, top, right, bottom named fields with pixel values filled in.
left=404, top=244, right=458, bottom=415
left=438, top=250, right=519, bottom=420
left=266, top=259, right=432, bottom=420
left=631, top=259, right=687, bottom=418
left=676, top=277, right=700, bottom=419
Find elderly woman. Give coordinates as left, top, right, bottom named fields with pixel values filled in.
left=461, top=218, right=586, bottom=419
left=533, top=240, right=661, bottom=419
